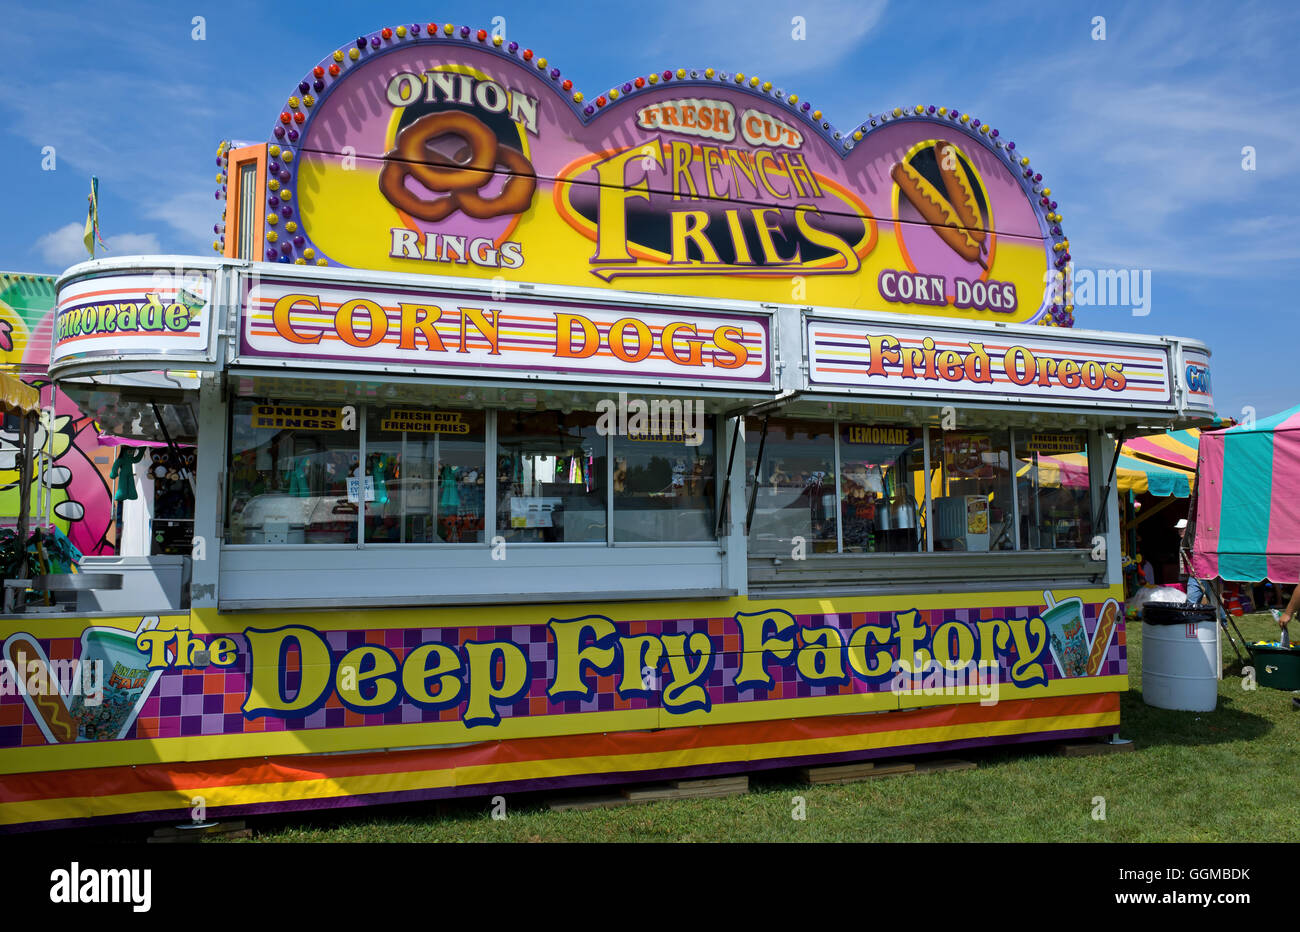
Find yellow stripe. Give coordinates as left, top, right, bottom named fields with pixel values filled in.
left=2, top=676, right=1127, bottom=775
left=0, top=707, right=1117, bottom=825
left=1, top=587, right=1125, bottom=639
left=189, top=585, right=1124, bottom=632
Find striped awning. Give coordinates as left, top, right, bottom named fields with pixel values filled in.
left=1022, top=450, right=1193, bottom=497
left=1192, top=403, right=1300, bottom=583
left=1123, top=428, right=1201, bottom=472
left=0, top=372, right=39, bottom=416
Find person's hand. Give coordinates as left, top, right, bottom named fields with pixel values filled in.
left=1282, top=610, right=1293, bottom=627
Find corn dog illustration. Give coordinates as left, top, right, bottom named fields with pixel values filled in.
left=1085, top=599, right=1120, bottom=676
left=3, top=633, right=77, bottom=743
left=891, top=161, right=983, bottom=264
left=933, top=140, right=985, bottom=246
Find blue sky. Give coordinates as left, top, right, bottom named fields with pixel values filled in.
left=1, top=0, right=1296, bottom=420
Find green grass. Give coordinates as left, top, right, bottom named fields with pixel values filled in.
left=225, top=611, right=1298, bottom=843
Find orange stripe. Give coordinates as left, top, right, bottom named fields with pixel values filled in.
left=1, top=693, right=1115, bottom=804
left=811, top=365, right=1168, bottom=392
left=59, top=286, right=186, bottom=303
left=811, top=332, right=1164, bottom=365
left=246, top=329, right=765, bottom=367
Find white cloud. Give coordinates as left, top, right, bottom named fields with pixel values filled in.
left=34, top=223, right=90, bottom=267
left=34, top=222, right=161, bottom=268
left=107, top=232, right=163, bottom=256
left=143, top=189, right=223, bottom=252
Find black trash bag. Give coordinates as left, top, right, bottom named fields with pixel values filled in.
left=1143, top=602, right=1217, bottom=626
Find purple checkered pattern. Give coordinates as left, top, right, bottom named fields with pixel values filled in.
left=0, top=600, right=1126, bottom=748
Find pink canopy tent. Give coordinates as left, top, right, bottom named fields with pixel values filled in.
left=1191, top=404, right=1300, bottom=583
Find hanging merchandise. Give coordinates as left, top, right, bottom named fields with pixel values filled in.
left=288, top=457, right=311, bottom=497
left=372, top=454, right=390, bottom=505
left=439, top=464, right=460, bottom=510
left=109, top=448, right=146, bottom=502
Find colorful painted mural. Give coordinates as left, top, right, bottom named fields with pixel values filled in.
left=0, top=273, right=116, bottom=556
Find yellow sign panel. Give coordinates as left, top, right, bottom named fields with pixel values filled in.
left=250, top=405, right=342, bottom=430
left=1025, top=431, right=1085, bottom=455
left=380, top=409, right=471, bottom=434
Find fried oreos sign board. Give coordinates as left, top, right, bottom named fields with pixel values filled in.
left=807, top=316, right=1173, bottom=407
left=269, top=25, right=1069, bottom=325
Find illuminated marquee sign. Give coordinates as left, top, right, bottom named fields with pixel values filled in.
left=259, top=27, right=1070, bottom=326
left=239, top=276, right=772, bottom=388
left=52, top=270, right=213, bottom=367
left=806, top=316, right=1173, bottom=406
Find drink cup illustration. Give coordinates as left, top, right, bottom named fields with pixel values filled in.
left=66, top=617, right=162, bottom=741
left=1041, top=591, right=1089, bottom=678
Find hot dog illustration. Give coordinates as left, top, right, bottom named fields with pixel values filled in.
left=933, top=140, right=985, bottom=247
left=1085, top=599, right=1120, bottom=676
left=4, top=633, right=77, bottom=742
left=890, top=161, right=982, bottom=264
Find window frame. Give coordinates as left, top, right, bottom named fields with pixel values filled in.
left=743, top=415, right=1098, bottom=560
left=224, top=399, right=721, bottom=549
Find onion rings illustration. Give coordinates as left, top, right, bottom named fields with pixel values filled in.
left=379, top=110, right=537, bottom=223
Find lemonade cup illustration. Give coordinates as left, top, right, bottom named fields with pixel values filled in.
left=66, top=617, right=162, bottom=741
left=1041, top=591, right=1089, bottom=678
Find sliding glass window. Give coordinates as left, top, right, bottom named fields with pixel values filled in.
left=613, top=417, right=716, bottom=542
left=838, top=425, right=925, bottom=554
left=930, top=429, right=1016, bottom=552
left=1014, top=430, right=1093, bottom=550
left=745, top=417, right=837, bottom=555
left=364, top=407, right=486, bottom=543
left=226, top=399, right=358, bottom=545
left=495, top=411, right=606, bottom=543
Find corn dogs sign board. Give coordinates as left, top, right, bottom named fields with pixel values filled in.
left=240, top=276, right=772, bottom=387
left=272, top=29, right=1063, bottom=326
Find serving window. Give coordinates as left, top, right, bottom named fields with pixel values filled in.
left=227, top=399, right=717, bottom=548
left=614, top=420, right=716, bottom=542
left=364, top=407, right=486, bottom=544
left=1015, top=431, right=1094, bottom=551
left=744, top=417, right=1097, bottom=558
left=226, top=399, right=358, bottom=545
left=497, top=411, right=606, bottom=543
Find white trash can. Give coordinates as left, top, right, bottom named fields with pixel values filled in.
left=1141, top=604, right=1219, bottom=712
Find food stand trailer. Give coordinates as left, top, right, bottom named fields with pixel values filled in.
left=0, top=24, right=1216, bottom=830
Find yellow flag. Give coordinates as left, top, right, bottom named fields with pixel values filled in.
left=84, top=176, right=106, bottom=257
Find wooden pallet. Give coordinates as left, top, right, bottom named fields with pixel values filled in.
left=800, top=758, right=975, bottom=785
left=1054, top=740, right=1136, bottom=757
left=549, top=776, right=749, bottom=811
left=147, top=820, right=251, bottom=843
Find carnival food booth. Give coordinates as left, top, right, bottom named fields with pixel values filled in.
left=0, top=23, right=1217, bottom=830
